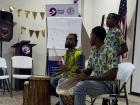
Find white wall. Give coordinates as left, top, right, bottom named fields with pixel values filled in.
left=82, top=0, right=137, bottom=61
left=82, top=0, right=120, bottom=35
left=1, top=0, right=74, bottom=75
left=81, top=0, right=136, bottom=36
left=132, top=0, right=140, bottom=94
left=81, top=0, right=137, bottom=93
left=1, top=0, right=47, bottom=75
left=0, top=0, right=137, bottom=85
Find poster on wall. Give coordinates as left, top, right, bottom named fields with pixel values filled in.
left=46, top=4, right=79, bottom=17
left=47, top=17, right=82, bottom=51
left=46, top=4, right=82, bottom=75
left=46, top=17, right=82, bottom=75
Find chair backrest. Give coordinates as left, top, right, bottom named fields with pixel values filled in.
left=11, top=56, right=32, bottom=69
left=117, top=62, right=136, bottom=82
left=0, top=57, right=7, bottom=69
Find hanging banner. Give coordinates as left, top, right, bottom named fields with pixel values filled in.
left=41, top=30, right=45, bottom=37
left=32, top=12, right=37, bottom=19
left=25, top=10, right=30, bottom=18
left=40, top=12, right=45, bottom=20
left=35, top=31, right=40, bottom=38
left=13, top=22, right=17, bottom=26
left=21, top=26, right=27, bottom=34
left=17, top=9, right=22, bottom=17
left=29, top=30, right=34, bottom=37
left=46, top=4, right=79, bottom=17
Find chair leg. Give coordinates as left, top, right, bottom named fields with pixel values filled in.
left=6, top=79, right=10, bottom=92
left=3, top=79, right=7, bottom=94
left=10, top=78, right=13, bottom=97
left=0, top=79, right=9, bottom=95
left=3, top=79, right=9, bottom=91
left=2, top=80, right=6, bottom=95
left=91, top=98, right=96, bottom=105
left=124, top=85, right=129, bottom=105
left=102, top=99, right=110, bottom=105
left=109, top=100, right=111, bottom=105
left=112, top=98, right=118, bottom=105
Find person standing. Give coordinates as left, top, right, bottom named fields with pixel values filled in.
left=106, top=13, right=128, bottom=62
left=102, top=13, right=128, bottom=105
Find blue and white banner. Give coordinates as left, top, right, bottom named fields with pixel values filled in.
left=46, top=4, right=79, bottom=17
left=47, top=60, right=61, bottom=76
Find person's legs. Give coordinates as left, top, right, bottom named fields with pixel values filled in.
left=50, top=76, right=61, bottom=88
left=50, top=76, right=61, bottom=96
left=112, top=84, right=119, bottom=105
left=74, top=80, right=112, bottom=105
left=102, top=60, right=120, bottom=105
left=50, top=76, right=62, bottom=105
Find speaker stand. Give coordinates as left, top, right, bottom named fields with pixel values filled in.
left=0, top=40, right=2, bottom=57
left=0, top=40, right=3, bottom=88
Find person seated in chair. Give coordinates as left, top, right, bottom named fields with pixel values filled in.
left=50, top=33, right=85, bottom=105
left=57, top=26, right=118, bottom=105
left=102, top=13, right=128, bottom=105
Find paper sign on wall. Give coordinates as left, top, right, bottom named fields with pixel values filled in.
left=47, top=17, right=82, bottom=50
left=46, top=4, right=79, bottom=17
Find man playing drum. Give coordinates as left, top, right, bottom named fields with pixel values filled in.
left=50, top=33, right=85, bottom=105
left=57, top=26, right=118, bottom=105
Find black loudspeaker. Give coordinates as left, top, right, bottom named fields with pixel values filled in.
left=0, top=11, right=13, bottom=41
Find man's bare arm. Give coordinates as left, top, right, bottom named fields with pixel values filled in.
left=89, top=68, right=118, bottom=81
left=117, top=43, right=128, bottom=56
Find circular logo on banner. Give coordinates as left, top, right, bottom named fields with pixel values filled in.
left=22, top=45, right=31, bottom=55
left=49, top=8, right=57, bottom=16
left=67, top=7, right=75, bottom=15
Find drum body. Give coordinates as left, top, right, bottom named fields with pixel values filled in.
left=56, top=87, right=74, bottom=105
left=23, top=81, right=30, bottom=105
left=60, top=95, right=74, bottom=105
left=23, top=76, right=50, bottom=105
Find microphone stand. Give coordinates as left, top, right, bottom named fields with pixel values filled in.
left=0, top=37, right=3, bottom=88
left=0, top=39, right=2, bottom=57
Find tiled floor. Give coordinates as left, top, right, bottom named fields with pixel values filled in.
left=0, top=90, right=140, bottom=105
left=51, top=94, right=140, bottom=105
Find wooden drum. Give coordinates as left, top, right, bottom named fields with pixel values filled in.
left=56, top=86, right=74, bottom=105
left=23, top=75, right=51, bottom=105
left=23, top=81, right=30, bottom=105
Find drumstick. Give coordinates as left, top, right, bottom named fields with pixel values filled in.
left=58, top=78, right=82, bottom=90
